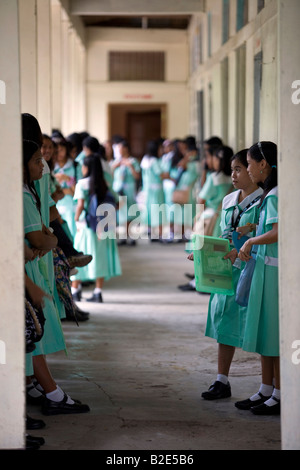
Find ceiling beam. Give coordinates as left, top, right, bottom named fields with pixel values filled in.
left=70, top=0, right=205, bottom=16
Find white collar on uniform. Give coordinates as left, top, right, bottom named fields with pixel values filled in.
left=54, top=158, right=73, bottom=172
left=266, top=186, right=278, bottom=198
left=223, top=187, right=263, bottom=210
left=140, top=155, right=157, bottom=169
left=42, top=158, right=50, bottom=175
left=23, top=184, right=36, bottom=201
left=79, top=176, right=90, bottom=190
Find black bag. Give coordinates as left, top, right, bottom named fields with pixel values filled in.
left=86, top=192, right=116, bottom=233
left=25, top=298, right=46, bottom=353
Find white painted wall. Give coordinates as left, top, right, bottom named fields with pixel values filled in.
left=18, top=0, right=87, bottom=136
left=188, top=0, right=278, bottom=151
left=0, top=0, right=25, bottom=450
left=277, top=0, right=300, bottom=451
left=86, top=27, right=189, bottom=141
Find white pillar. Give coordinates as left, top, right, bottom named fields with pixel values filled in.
left=36, top=0, right=52, bottom=134
left=51, top=1, right=63, bottom=131
left=18, top=0, right=37, bottom=116
left=278, top=0, right=300, bottom=451
left=0, top=0, right=25, bottom=449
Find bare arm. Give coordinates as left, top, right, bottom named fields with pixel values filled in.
left=75, top=199, right=85, bottom=222
left=239, top=223, right=278, bottom=262
left=26, top=226, right=58, bottom=251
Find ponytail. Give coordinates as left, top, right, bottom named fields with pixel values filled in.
left=248, top=141, right=277, bottom=206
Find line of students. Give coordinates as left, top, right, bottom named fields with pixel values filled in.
left=188, top=140, right=279, bottom=416
left=40, top=132, right=122, bottom=304
left=22, top=114, right=93, bottom=450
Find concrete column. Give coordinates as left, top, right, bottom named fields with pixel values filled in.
left=36, top=0, right=52, bottom=134
left=0, top=0, right=25, bottom=449
left=51, top=1, right=63, bottom=130
left=278, top=0, right=300, bottom=451
left=18, top=0, right=37, bottom=116
left=61, top=9, right=71, bottom=134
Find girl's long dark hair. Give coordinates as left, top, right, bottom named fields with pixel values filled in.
left=248, top=141, right=277, bottom=206
left=83, top=155, right=108, bottom=204
left=22, top=113, right=43, bottom=147
left=214, top=146, right=234, bottom=176
left=23, top=140, right=42, bottom=214
left=231, top=149, right=249, bottom=167
left=171, top=139, right=184, bottom=168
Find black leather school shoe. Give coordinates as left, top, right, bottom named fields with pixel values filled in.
left=87, top=292, right=103, bottom=303
left=235, top=392, right=271, bottom=410
left=41, top=393, right=90, bottom=416
left=250, top=396, right=280, bottom=415
left=201, top=381, right=231, bottom=400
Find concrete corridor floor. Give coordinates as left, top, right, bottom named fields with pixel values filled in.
left=27, top=240, right=281, bottom=451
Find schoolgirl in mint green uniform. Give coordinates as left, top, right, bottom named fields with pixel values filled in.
left=23, top=141, right=66, bottom=377
left=53, top=140, right=77, bottom=239
left=198, top=146, right=233, bottom=238
left=71, top=155, right=122, bottom=302
left=141, top=140, right=166, bottom=236
left=112, top=140, right=140, bottom=238
left=202, top=150, right=262, bottom=401
left=235, top=142, right=279, bottom=416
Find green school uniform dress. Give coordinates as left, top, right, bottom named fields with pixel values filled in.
left=205, top=188, right=263, bottom=347
left=23, top=186, right=66, bottom=363
left=71, top=177, right=122, bottom=282
left=160, top=153, right=176, bottom=223
left=241, top=187, right=279, bottom=356
left=112, top=157, right=140, bottom=226
left=172, top=157, right=200, bottom=228
left=53, top=159, right=77, bottom=239
left=35, top=160, right=66, bottom=321
left=141, top=156, right=166, bottom=228
left=198, top=171, right=233, bottom=237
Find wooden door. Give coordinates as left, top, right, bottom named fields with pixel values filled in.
left=127, top=110, right=161, bottom=159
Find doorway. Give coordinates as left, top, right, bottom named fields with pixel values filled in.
left=108, top=103, right=167, bottom=160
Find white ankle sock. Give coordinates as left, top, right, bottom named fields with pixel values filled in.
left=217, top=374, right=229, bottom=385
left=32, top=379, right=44, bottom=393
left=94, top=287, right=102, bottom=294
left=264, top=388, right=280, bottom=407
left=250, top=383, right=273, bottom=402
left=71, top=286, right=81, bottom=294
left=46, top=385, right=74, bottom=405
left=27, top=383, right=43, bottom=398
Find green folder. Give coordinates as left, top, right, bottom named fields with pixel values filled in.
left=192, top=234, right=234, bottom=295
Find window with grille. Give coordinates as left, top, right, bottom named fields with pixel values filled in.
left=109, top=51, right=165, bottom=81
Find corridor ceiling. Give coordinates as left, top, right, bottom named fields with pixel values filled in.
left=70, top=0, right=205, bottom=29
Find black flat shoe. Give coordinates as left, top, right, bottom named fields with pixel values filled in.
left=87, top=292, right=103, bottom=303
left=185, top=273, right=194, bottom=280
left=72, top=291, right=82, bottom=302
left=201, top=381, right=231, bottom=400
left=251, top=397, right=280, bottom=415
left=26, top=434, right=45, bottom=446
left=178, top=283, right=196, bottom=291
left=26, top=415, right=46, bottom=430
left=235, top=392, right=271, bottom=410
left=41, top=393, right=90, bottom=416
left=26, top=385, right=45, bottom=406
left=63, top=306, right=89, bottom=322
left=26, top=436, right=40, bottom=450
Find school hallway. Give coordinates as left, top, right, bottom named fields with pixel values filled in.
left=27, top=239, right=281, bottom=451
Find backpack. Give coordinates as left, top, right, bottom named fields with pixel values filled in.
left=86, top=191, right=116, bottom=233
